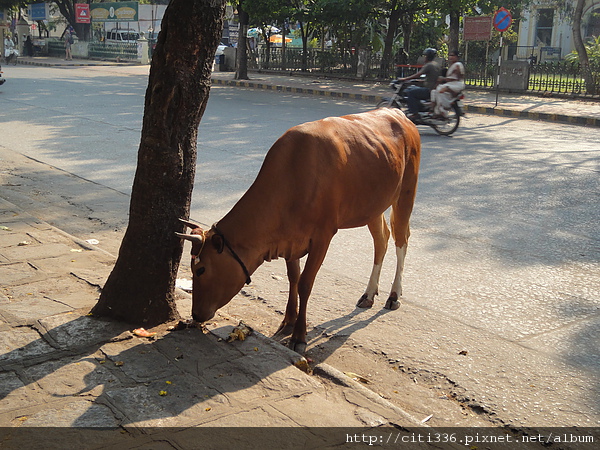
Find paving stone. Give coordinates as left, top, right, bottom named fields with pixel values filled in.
left=0, top=326, right=56, bottom=368
left=22, top=352, right=123, bottom=397
left=0, top=261, right=47, bottom=285
left=17, top=399, right=120, bottom=427
left=37, top=313, right=131, bottom=351
left=0, top=371, right=44, bottom=416
left=0, top=242, right=73, bottom=261
left=100, top=377, right=229, bottom=427
left=100, top=339, right=182, bottom=383
left=0, top=233, right=41, bottom=248
left=0, top=296, right=73, bottom=323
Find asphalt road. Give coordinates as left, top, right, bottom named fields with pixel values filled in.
left=0, top=64, right=598, bottom=428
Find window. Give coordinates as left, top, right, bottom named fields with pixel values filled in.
left=586, top=8, right=600, bottom=39
left=536, top=8, right=554, bottom=46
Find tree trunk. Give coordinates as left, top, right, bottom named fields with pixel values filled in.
left=91, top=0, right=226, bottom=327
left=572, top=0, right=596, bottom=95
left=448, top=10, right=460, bottom=53
left=379, top=1, right=401, bottom=79
left=236, top=1, right=249, bottom=80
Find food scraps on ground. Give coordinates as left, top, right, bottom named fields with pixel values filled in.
left=133, top=328, right=157, bottom=338
left=226, top=321, right=252, bottom=342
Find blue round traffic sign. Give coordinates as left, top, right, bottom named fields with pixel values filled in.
left=493, top=7, right=512, bottom=32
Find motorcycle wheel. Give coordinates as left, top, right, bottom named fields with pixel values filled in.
left=432, top=102, right=460, bottom=136
left=376, top=98, right=397, bottom=109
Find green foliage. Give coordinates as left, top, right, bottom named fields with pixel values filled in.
left=565, top=35, right=600, bottom=64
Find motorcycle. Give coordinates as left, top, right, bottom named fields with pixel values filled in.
left=377, top=79, right=465, bottom=136
left=0, top=63, right=5, bottom=86
left=4, top=47, right=18, bottom=66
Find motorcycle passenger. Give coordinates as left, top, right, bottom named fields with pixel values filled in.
left=396, top=48, right=441, bottom=121
left=431, top=50, right=465, bottom=119
left=4, top=35, right=15, bottom=57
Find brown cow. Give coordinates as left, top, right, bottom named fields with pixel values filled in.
left=177, top=108, right=420, bottom=354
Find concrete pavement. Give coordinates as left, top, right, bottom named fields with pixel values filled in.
left=11, top=55, right=600, bottom=126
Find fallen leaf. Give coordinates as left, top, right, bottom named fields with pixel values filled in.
left=159, top=390, right=168, bottom=396
left=18, top=241, right=30, bottom=246
left=115, top=361, right=124, bottom=367
left=0, top=226, right=11, bottom=231
left=205, top=407, right=211, bottom=411
left=458, top=350, right=468, bottom=356
left=344, top=372, right=370, bottom=384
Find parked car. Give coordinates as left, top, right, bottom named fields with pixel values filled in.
left=106, top=29, right=140, bottom=44
left=216, top=43, right=227, bottom=56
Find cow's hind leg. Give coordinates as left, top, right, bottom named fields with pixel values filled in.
left=386, top=157, right=419, bottom=310
left=274, top=259, right=300, bottom=337
left=357, top=214, right=390, bottom=308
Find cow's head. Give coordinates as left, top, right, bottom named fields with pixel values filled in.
left=176, top=219, right=249, bottom=323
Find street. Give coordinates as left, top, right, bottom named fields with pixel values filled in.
left=0, top=64, right=599, bottom=429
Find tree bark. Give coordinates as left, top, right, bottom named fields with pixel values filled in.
left=448, top=9, right=460, bottom=53
left=236, top=0, right=249, bottom=80
left=572, top=0, right=596, bottom=95
left=91, top=0, right=226, bottom=327
left=379, top=1, right=401, bottom=79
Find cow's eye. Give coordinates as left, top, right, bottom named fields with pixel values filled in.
left=195, top=267, right=206, bottom=277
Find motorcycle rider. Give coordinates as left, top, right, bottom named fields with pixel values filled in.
left=396, top=48, right=441, bottom=121
left=431, top=50, right=465, bottom=118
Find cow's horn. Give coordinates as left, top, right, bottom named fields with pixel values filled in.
left=175, top=232, right=204, bottom=244
left=179, top=218, right=202, bottom=229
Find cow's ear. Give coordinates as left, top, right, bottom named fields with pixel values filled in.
left=211, top=233, right=225, bottom=254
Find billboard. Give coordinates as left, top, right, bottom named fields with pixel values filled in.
left=90, top=2, right=139, bottom=22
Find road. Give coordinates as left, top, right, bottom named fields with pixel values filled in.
left=0, top=64, right=599, bottom=429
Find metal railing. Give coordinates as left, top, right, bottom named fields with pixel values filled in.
left=88, top=42, right=138, bottom=61
left=529, top=60, right=598, bottom=95
left=253, top=47, right=600, bottom=97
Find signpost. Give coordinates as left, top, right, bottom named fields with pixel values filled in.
left=464, top=16, right=492, bottom=41
left=75, top=4, right=91, bottom=24
left=463, top=16, right=492, bottom=65
left=493, top=7, right=513, bottom=106
left=29, top=3, right=49, bottom=21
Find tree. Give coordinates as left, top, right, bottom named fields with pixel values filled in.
left=53, top=0, right=91, bottom=40
left=572, top=0, right=596, bottom=94
left=235, top=0, right=250, bottom=79
left=91, top=0, right=226, bottom=326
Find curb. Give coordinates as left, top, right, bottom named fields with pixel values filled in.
left=212, top=77, right=380, bottom=103
left=463, top=104, right=600, bottom=127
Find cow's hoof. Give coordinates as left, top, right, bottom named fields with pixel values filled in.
left=274, top=322, right=294, bottom=337
left=384, top=294, right=401, bottom=310
left=289, top=340, right=307, bottom=355
left=356, top=294, right=374, bottom=308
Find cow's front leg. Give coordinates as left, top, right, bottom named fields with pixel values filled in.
left=357, top=215, right=389, bottom=308
left=274, top=259, right=300, bottom=337
left=290, top=241, right=330, bottom=354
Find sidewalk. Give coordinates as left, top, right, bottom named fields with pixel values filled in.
left=0, top=198, right=442, bottom=445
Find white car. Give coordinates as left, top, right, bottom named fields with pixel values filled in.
left=216, top=43, right=227, bottom=56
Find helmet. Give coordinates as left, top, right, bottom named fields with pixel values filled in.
left=423, top=48, right=437, bottom=60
